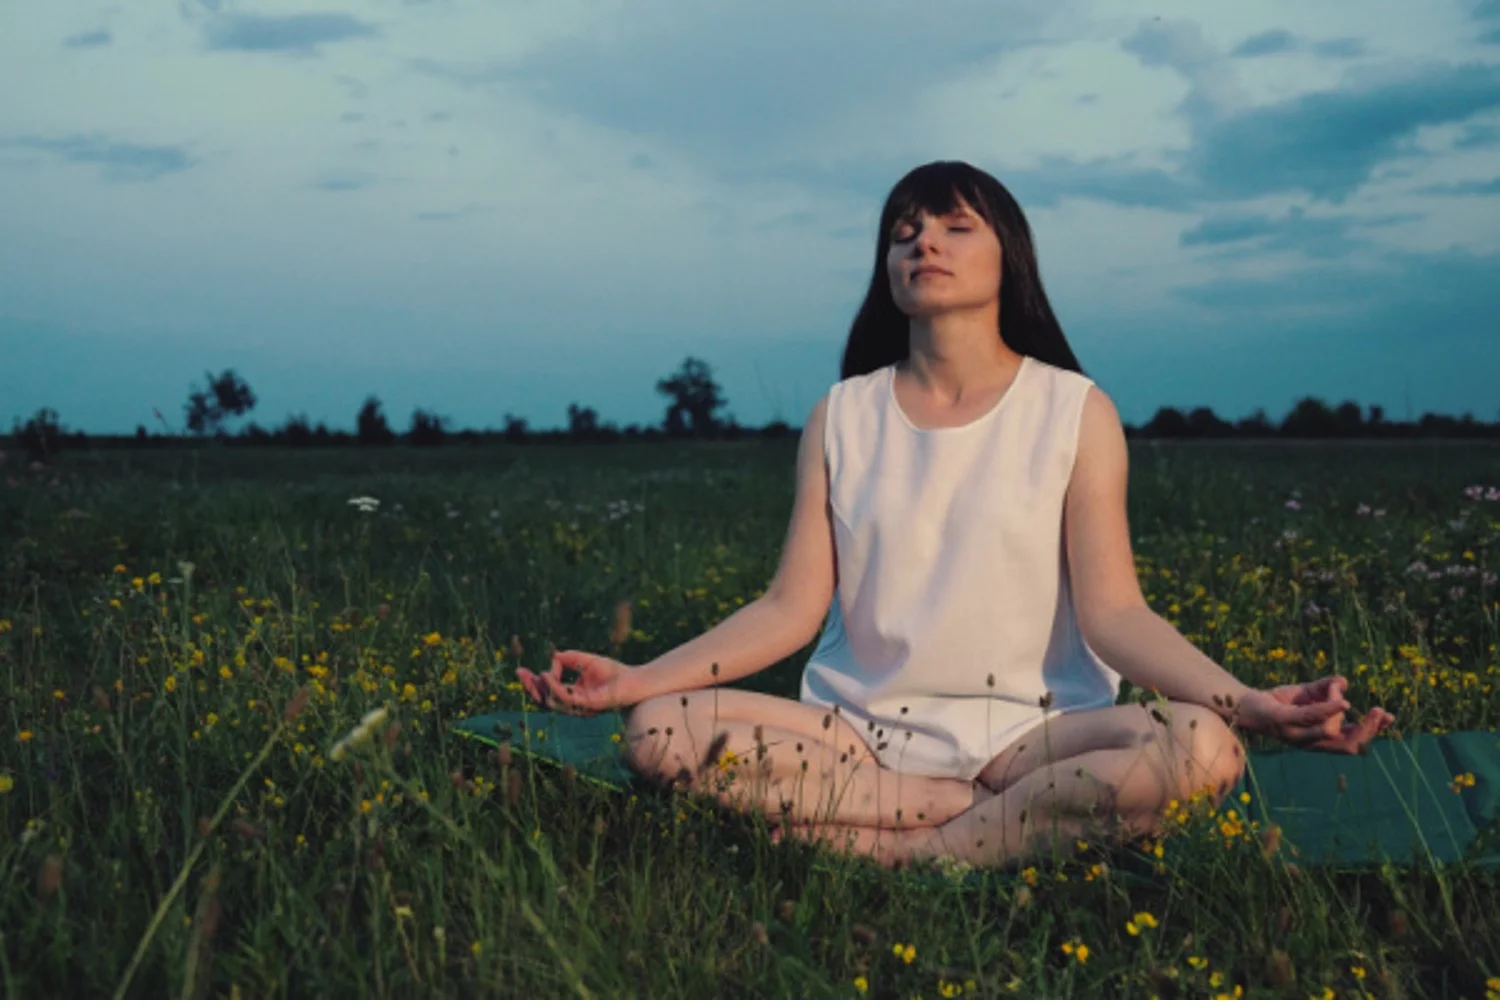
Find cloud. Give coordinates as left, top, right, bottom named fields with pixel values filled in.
left=62, top=29, right=112, bottom=48
left=1230, top=30, right=1366, bottom=59
left=1412, top=175, right=1500, bottom=195
left=0, top=134, right=194, bottom=181
left=1171, top=246, right=1500, bottom=318
left=1455, top=121, right=1500, bottom=147
left=311, top=171, right=376, bottom=191
left=1230, top=29, right=1297, bottom=58
left=1178, top=206, right=1418, bottom=259
left=415, top=204, right=493, bottom=221
left=407, top=0, right=1071, bottom=170
left=1122, top=19, right=1246, bottom=126
left=1186, top=61, right=1500, bottom=203
left=1313, top=37, right=1366, bottom=58
left=202, top=13, right=379, bottom=55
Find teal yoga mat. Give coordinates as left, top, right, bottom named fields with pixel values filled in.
left=452, top=709, right=1500, bottom=869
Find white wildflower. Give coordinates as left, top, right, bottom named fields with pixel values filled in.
left=329, top=706, right=390, bottom=761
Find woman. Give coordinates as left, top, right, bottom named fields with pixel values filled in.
left=518, top=160, right=1394, bottom=870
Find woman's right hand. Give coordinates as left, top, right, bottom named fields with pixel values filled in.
left=516, top=650, right=646, bottom=716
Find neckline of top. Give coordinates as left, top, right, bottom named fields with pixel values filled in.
left=886, top=355, right=1033, bottom=434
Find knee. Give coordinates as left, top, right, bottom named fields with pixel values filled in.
left=623, top=690, right=722, bottom=786
left=1170, top=702, right=1245, bottom=800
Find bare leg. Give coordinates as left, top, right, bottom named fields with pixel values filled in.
left=629, top=714, right=992, bottom=829
left=775, top=702, right=1244, bottom=868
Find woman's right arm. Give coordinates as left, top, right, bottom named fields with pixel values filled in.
left=630, top=392, right=837, bottom=699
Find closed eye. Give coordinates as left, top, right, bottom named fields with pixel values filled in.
left=892, top=224, right=972, bottom=241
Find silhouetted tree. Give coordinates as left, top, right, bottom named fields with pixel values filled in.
left=184, top=369, right=257, bottom=437
left=357, top=396, right=397, bottom=446
left=657, top=356, right=728, bottom=438
left=408, top=408, right=449, bottom=447
left=1281, top=397, right=1336, bottom=437
left=1231, top=409, right=1269, bottom=437
left=1333, top=401, right=1364, bottom=437
left=278, top=413, right=314, bottom=447
left=502, top=413, right=529, bottom=444
left=567, top=403, right=599, bottom=440
left=13, top=407, right=63, bottom=463
left=1143, top=407, right=1189, bottom=438
left=1185, top=407, right=1235, bottom=438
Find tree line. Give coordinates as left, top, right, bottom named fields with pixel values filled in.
left=7, top=355, right=1499, bottom=465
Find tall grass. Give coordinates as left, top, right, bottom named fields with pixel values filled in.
left=0, top=439, right=1498, bottom=997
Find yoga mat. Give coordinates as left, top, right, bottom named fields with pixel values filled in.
left=452, top=709, right=1500, bottom=870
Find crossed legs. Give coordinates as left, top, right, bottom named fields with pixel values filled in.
left=623, top=688, right=996, bottom=829
left=774, top=700, right=1248, bottom=869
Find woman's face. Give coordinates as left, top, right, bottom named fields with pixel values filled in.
left=885, top=196, right=1002, bottom=318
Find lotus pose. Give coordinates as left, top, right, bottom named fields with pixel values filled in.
left=518, top=161, right=1394, bottom=871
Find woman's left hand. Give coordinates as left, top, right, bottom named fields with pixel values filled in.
left=1229, top=675, right=1395, bottom=754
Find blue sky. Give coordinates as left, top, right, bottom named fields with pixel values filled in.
left=3, top=0, right=1499, bottom=435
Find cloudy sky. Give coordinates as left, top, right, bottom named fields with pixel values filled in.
left=4, top=0, right=1499, bottom=436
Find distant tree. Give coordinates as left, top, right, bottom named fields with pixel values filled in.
left=1143, top=407, right=1189, bottom=439
left=357, top=396, right=397, bottom=446
left=184, top=369, right=257, bottom=437
left=502, top=413, right=529, bottom=444
left=408, top=408, right=449, bottom=447
left=761, top=419, right=792, bottom=439
left=1236, top=408, right=1275, bottom=438
left=1185, top=407, right=1235, bottom=438
left=1367, top=404, right=1385, bottom=428
left=567, top=403, right=599, bottom=439
left=1332, top=401, right=1365, bottom=437
left=278, top=413, right=314, bottom=447
left=13, top=407, right=63, bottom=463
left=656, top=356, right=728, bottom=438
left=135, top=424, right=148, bottom=441
left=1281, top=397, right=1336, bottom=438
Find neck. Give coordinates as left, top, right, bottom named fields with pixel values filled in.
left=902, top=309, right=1020, bottom=404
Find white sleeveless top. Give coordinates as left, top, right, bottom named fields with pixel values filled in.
left=799, top=353, right=1122, bottom=781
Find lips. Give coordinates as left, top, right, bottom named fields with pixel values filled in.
left=912, top=267, right=951, bottom=278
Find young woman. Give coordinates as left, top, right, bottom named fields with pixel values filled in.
left=517, top=160, right=1394, bottom=870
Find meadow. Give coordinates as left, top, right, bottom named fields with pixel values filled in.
left=1, top=438, right=1499, bottom=998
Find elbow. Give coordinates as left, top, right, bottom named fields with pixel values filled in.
left=1079, top=602, right=1153, bottom=656
left=765, top=587, right=831, bottom=649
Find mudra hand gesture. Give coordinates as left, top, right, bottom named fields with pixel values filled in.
left=516, top=650, right=646, bottom=716
left=1229, top=674, right=1394, bottom=754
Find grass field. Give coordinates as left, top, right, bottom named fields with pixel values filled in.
left=2, top=439, right=1499, bottom=998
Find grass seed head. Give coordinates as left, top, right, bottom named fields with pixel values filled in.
left=38, top=854, right=63, bottom=899
left=610, top=600, right=632, bottom=648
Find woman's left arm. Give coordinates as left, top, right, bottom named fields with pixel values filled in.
left=1061, top=387, right=1250, bottom=721
left=1061, top=387, right=1393, bottom=751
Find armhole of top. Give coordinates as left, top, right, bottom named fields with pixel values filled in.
left=822, top=380, right=839, bottom=521
left=1064, top=376, right=1097, bottom=484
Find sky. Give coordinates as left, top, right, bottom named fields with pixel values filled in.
left=3, top=0, right=1500, bottom=436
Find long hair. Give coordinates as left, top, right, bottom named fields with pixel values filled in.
left=840, top=160, right=1086, bottom=380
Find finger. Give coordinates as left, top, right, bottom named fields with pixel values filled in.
left=516, top=667, right=541, bottom=704
left=1280, top=698, right=1349, bottom=726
